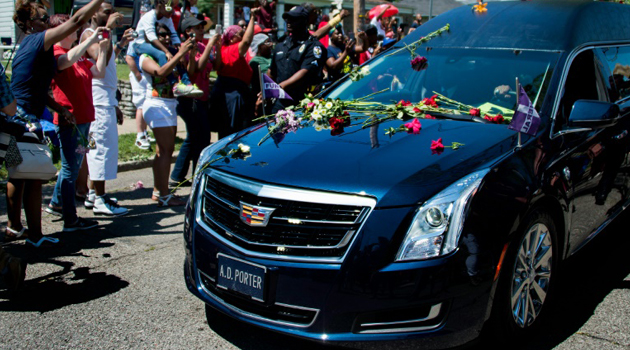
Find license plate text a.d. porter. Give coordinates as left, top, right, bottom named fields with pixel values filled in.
left=216, top=253, right=267, bottom=302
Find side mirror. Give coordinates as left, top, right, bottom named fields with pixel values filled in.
left=568, top=100, right=620, bottom=129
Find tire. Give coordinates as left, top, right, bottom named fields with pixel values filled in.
left=490, top=210, right=559, bottom=339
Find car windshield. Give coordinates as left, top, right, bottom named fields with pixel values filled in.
left=326, top=47, right=561, bottom=118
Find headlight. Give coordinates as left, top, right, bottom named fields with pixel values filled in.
left=396, top=168, right=490, bottom=261
left=190, top=135, right=236, bottom=193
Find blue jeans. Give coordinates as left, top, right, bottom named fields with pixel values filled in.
left=50, top=122, right=90, bottom=225
left=135, top=43, right=191, bottom=85
left=171, top=98, right=210, bottom=182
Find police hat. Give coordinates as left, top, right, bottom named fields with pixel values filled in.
left=282, top=6, right=309, bottom=20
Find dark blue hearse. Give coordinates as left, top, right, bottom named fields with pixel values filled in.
left=184, top=1, right=630, bottom=347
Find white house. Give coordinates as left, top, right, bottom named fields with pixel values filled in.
left=0, top=0, right=17, bottom=46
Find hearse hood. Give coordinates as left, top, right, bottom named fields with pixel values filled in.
left=208, top=119, right=516, bottom=208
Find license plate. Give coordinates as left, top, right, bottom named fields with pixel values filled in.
left=216, top=253, right=266, bottom=302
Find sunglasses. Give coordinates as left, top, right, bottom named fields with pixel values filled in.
left=158, top=32, right=170, bottom=37
left=31, top=14, right=50, bottom=23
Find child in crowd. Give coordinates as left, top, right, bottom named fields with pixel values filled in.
left=129, top=0, right=202, bottom=97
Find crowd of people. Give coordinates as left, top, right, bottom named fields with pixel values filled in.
left=0, top=0, right=424, bottom=288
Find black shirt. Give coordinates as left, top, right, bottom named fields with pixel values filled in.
left=270, top=33, right=327, bottom=103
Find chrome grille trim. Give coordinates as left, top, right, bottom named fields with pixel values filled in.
left=358, top=304, right=443, bottom=334
left=198, top=270, right=320, bottom=328
left=195, top=169, right=377, bottom=263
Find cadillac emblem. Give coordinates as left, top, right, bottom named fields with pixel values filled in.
left=239, top=201, right=275, bottom=227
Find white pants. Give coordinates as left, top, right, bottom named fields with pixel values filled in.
left=87, top=106, right=119, bottom=181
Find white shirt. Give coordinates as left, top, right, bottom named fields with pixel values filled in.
left=134, top=9, right=181, bottom=47
left=370, top=17, right=386, bottom=39
left=81, top=28, right=118, bottom=107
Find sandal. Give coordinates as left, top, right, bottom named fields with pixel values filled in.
left=151, top=191, right=160, bottom=201
left=25, top=236, right=60, bottom=248
left=157, top=194, right=187, bottom=207
left=4, top=227, right=28, bottom=242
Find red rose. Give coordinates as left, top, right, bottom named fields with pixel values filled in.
left=484, top=114, right=504, bottom=124
left=397, top=100, right=412, bottom=107
left=424, top=114, right=436, bottom=119
left=421, top=95, right=439, bottom=108
left=413, top=107, right=422, bottom=113
left=431, top=138, right=444, bottom=151
left=469, top=108, right=481, bottom=117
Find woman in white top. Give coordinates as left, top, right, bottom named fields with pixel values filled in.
left=139, top=24, right=195, bottom=206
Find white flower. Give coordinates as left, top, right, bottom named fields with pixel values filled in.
left=312, top=111, right=322, bottom=120
left=313, top=99, right=320, bottom=105
left=360, top=66, right=371, bottom=76
left=238, top=143, right=251, bottom=153
left=325, top=102, right=334, bottom=109
left=314, top=124, right=323, bottom=132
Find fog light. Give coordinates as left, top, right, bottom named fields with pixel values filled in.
left=426, top=207, right=444, bottom=227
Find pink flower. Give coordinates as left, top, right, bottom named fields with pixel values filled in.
left=484, top=114, right=504, bottom=124
left=133, top=181, right=144, bottom=190
left=404, top=118, right=422, bottom=134
left=397, top=100, right=412, bottom=107
left=413, top=107, right=422, bottom=113
left=469, top=108, right=481, bottom=117
left=424, top=114, right=436, bottom=119
left=307, top=102, right=315, bottom=109
left=431, top=138, right=444, bottom=151
left=411, top=56, right=428, bottom=71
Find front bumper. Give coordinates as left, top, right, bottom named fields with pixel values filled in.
left=183, top=202, right=496, bottom=348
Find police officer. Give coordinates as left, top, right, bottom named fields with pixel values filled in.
left=269, top=6, right=326, bottom=113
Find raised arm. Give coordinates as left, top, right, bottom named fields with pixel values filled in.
left=312, top=10, right=350, bottom=40
left=376, top=5, right=391, bottom=22
left=142, top=38, right=195, bottom=78
left=57, top=27, right=107, bottom=71
left=44, top=0, right=105, bottom=51
left=239, top=7, right=260, bottom=57
left=90, top=39, right=110, bottom=79
left=196, top=34, right=220, bottom=72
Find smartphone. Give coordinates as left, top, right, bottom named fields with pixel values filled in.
left=216, top=24, right=223, bottom=35
left=102, top=30, right=109, bottom=39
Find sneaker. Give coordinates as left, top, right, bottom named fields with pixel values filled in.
left=45, top=205, right=63, bottom=217
left=63, top=217, right=98, bottom=232
left=93, top=195, right=129, bottom=216
left=135, top=135, right=151, bottom=150
left=85, top=194, right=118, bottom=209
left=172, top=83, right=204, bottom=98
left=145, top=133, right=156, bottom=142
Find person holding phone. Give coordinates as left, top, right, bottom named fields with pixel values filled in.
left=44, top=14, right=110, bottom=232
left=9, top=0, right=106, bottom=246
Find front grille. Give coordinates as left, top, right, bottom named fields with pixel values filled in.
left=199, top=172, right=374, bottom=259
left=199, top=270, right=318, bottom=327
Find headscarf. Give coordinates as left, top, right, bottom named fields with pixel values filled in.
left=249, top=34, right=269, bottom=57
left=222, top=25, right=243, bottom=46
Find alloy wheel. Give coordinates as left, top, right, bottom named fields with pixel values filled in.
left=510, top=223, right=553, bottom=328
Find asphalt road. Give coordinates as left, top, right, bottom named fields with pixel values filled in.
left=0, top=166, right=629, bottom=350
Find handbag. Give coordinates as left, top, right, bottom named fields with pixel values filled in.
left=7, top=133, right=57, bottom=181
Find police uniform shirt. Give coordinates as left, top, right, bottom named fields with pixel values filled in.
left=270, top=34, right=327, bottom=101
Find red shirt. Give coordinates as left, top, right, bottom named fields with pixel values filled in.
left=51, top=45, right=95, bottom=125
left=186, top=42, right=214, bottom=101
left=219, top=43, right=252, bottom=85
left=318, top=21, right=329, bottom=48
left=256, top=2, right=276, bottom=29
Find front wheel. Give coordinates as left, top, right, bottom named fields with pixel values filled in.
left=492, top=211, right=559, bottom=338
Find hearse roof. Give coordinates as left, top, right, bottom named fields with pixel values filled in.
left=405, top=0, right=630, bottom=52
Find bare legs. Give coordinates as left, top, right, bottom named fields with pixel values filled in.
left=6, top=179, right=43, bottom=241
left=152, top=126, right=177, bottom=197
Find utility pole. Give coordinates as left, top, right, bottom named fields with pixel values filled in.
left=353, top=0, right=365, bottom=33
left=429, top=0, right=434, bottom=19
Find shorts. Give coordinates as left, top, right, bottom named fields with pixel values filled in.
left=129, top=72, right=148, bottom=108
left=143, top=97, right=178, bottom=129
left=86, top=106, right=119, bottom=181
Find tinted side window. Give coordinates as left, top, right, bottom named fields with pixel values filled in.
left=556, top=50, right=599, bottom=131
left=600, top=46, right=630, bottom=102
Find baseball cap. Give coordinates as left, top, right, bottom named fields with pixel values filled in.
left=254, top=24, right=272, bottom=35
left=282, top=6, right=309, bottom=20
left=181, top=16, right=207, bottom=31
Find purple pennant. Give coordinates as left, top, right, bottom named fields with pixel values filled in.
left=263, top=75, right=293, bottom=101
left=508, top=85, right=541, bottom=136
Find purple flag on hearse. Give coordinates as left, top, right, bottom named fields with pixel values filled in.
left=263, top=75, right=293, bottom=101
left=508, top=85, right=541, bottom=136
